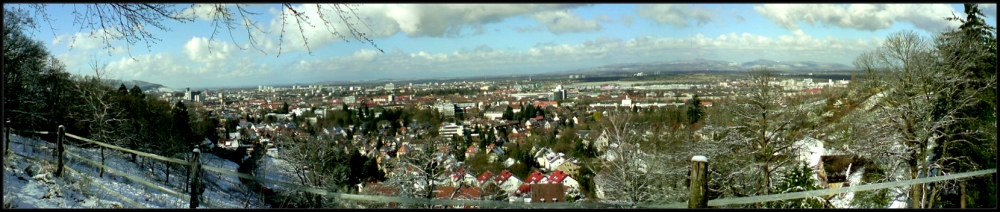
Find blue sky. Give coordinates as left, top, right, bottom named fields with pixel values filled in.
left=7, top=4, right=997, bottom=89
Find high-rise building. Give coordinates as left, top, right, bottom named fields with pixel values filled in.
left=435, top=102, right=457, bottom=117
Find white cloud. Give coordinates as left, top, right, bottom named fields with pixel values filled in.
left=103, top=51, right=272, bottom=88
left=530, top=10, right=602, bottom=34
left=636, top=4, right=714, bottom=28
left=68, top=28, right=883, bottom=87
left=183, top=37, right=238, bottom=63
left=66, top=30, right=109, bottom=50
left=283, top=29, right=878, bottom=81
left=754, top=4, right=961, bottom=32
left=621, top=14, right=634, bottom=27
left=51, top=34, right=68, bottom=46
left=265, top=4, right=588, bottom=53
left=175, top=4, right=226, bottom=21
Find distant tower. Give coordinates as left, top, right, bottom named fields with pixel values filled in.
left=184, top=87, right=192, bottom=101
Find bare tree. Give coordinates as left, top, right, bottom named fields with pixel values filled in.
left=274, top=134, right=351, bottom=208
left=7, top=4, right=383, bottom=59
left=698, top=67, right=810, bottom=208
left=849, top=30, right=993, bottom=208
left=592, top=111, right=687, bottom=207
left=70, top=58, right=128, bottom=146
left=380, top=139, right=448, bottom=208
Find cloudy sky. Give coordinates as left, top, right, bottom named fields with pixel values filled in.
left=10, top=4, right=997, bottom=89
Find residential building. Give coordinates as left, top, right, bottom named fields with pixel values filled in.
left=435, top=102, right=457, bottom=117
left=439, top=123, right=464, bottom=138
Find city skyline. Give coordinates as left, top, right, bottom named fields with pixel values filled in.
left=12, top=3, right=997, bottom=89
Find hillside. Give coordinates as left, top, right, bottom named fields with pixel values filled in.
left=102, top=79, right=175, bottom=93
left=2, top=133, right=297, bottom=209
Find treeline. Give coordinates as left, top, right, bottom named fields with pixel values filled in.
left=4, top=9, right=215, bottom=163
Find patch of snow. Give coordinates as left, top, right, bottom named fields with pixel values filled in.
left=829, top=165, right=865, bottom=208
left=4, top=132, right=271, bottom=208
left=691, top=155, right=708, bottom=162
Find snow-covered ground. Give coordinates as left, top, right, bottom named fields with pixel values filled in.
left=3, top=133, right=272, bottom=208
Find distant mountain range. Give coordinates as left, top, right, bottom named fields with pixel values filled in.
left=550, top=58, right=855, bottom=75
left=103, top=79, right=176, bottom=93
left=121, top=58, right=855, bottom=90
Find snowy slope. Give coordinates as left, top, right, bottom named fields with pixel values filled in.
left=3, top=133, right=271, bottom=209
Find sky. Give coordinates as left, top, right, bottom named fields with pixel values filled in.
left=6, top=4, right=997, bottom=89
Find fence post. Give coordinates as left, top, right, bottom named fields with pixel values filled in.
left=56, top=125, right=65, bottom=177
left=689, top=155, right=708, bottom=208
left=100, top=147, right=105, bottom=178
left=189, top=148, right=202, bottom=209
left=5, top=119, right=10, bottom=156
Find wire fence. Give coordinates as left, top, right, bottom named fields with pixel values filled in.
left=4, top=128, right=997, bottom=209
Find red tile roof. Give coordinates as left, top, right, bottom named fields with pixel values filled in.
left=451, top=168, right=469, bottom=182
left=363, top=182, right=399, bottom=196
left=477, top=171, right=494, bottom=184
left=456, top=186, right=483, bottom=200
left=526, top=170, right=546, bottom=184
left=547, top=170, right=568, bottom=184
left=434, top=186, right=457, bottom=199
left=495, top=170, right=513, bottom=184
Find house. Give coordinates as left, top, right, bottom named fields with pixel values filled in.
left=818, top=154, right=867, bottom=207
left=593, top=168, right=613, bottom=200
left=819, top=155, right=857, bottom=189
left=494, top=170, right=523, bottom=196
left=530, top=183, right=566, bottom=203
left=544, top=153, right=566, bottom=171
left=360, top=182, right=400, bottom=208
left=545, top=170, right=579, bottom=189
left=433, top=185, right=484, bottom=209
left=583, top=130, right=611, bottom=153
left=449, top=168, right=477, bottom=187
left=397, top=144, right=411, bottom=156
left=465, top=145, right=479, bottom=159
left=525, top=170, right=547, bottom=184
left=554, top=161, right=581, bottom=177
left=218, top=139, right=239, bottom=150
left=476, top=171, right=495, bottom=187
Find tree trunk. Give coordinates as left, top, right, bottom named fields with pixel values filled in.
left=960, top=181, right=966, bottom=208
left=909, top=163, right=923, bottom=208
left=185, top=154, right=190, bottom=192
left=927, top=181, right=938, bottom=208
left=100, top=147, right=105, bottom=177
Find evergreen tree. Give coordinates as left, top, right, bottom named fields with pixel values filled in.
left=280, top=101, right=290, bottom=114
left=172, top=101, right=194, bottom=147
left=767, top=163, right=825, bottom=208
left=503, top=106, right=514, bottom=121
left=129, top=85, right=144, bottom=98
left=932, top=4, right=997, bottom=208
left=118, top=83, right=128, bottom=95
left=687, top=94, right=705, bottom=125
